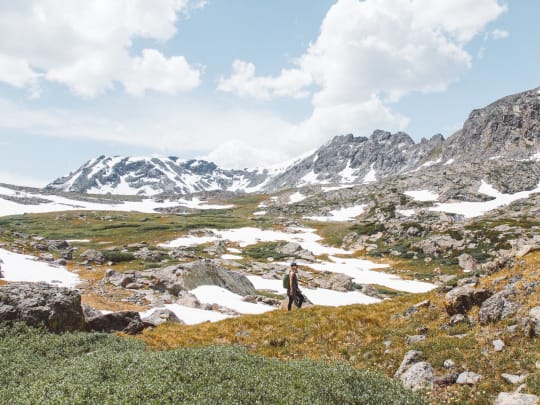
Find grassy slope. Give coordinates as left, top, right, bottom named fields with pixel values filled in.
left=141, top=253, right=540, bottom=404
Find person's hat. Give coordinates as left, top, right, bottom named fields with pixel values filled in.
left=290, top=262, right=298, bottom=267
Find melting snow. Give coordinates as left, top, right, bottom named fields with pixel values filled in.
left=0, top=248, right=81, bottom=288
left=363, top=163, right=377, bottom=184
left=288, top=192, right=306, bottom=204
left=444, top=159, right=455, bottom=165
left=339, top=162, right=357, bottom=183
left=430, top=180, right=540, bottom=218
left=405, top=190, right=439, bottom=202
left=396, top=209, right=415, bottom=217
left=253, top=211, right=266, bottom=216
left=191, top=285, right=274, bottom=314
left=305, top=204, right=366, bottom=222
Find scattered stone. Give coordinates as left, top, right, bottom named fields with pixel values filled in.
left=407, top=335, right=427, bottom=345
left=394, top=350, right=422, bottom=378
left=526, top=306, right=540, bottom=337
left=434, top=372, right=459, bottom=387
left=443, top=359, right=456, bottom=369
left=501, top=373, right=527, bottom=385
left=456, top=371, right=482, bottom=385
left=399, top=362, right=435, bottom=391
left=493, top=392, right=538, bottom=405
left=81, top=249, right=105, bottom=264
left=493, top=339, right=505, bottom=352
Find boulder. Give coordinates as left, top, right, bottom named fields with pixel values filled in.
left=141, top=308, right=183, bottom=327
left=458, top=253, right=479, bottom=271
left=86, top=311, right=145, bottom=334
left=444, top=285, right=492, bottom=315
left=493, top=393, right=538, bottom=405
left=399, top=362, right=435, bottom=391
left=0, top=282, right=85, bottom=332
left=526, top=306, right=540, bottom=337
left=133, top=248, right=165, bottom=262
left=81, top=249, right=105, bottom=264
left=456, top=371, right=482, bottom=385
left=319, top=273, right=354, bottom=292
left=154, top=260, right=257, bottom=296
left=500, top=373, right=526, bottom=385
left=394, top=350, right=422, bottom=378
left=478, top=289, right=517, bottom=325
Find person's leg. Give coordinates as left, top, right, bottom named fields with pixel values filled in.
left=287, top=294, right=293, bottom=311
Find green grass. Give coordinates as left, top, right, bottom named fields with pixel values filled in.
left=0, top=323, right=426, bottom=405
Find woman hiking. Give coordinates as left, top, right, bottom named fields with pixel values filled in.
left=287, top=262, right=304, bottom=311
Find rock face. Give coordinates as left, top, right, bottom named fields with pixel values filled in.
left=399, top=362, right=435, bottom=391
left=478, top=289, right=517, bottom=325
left=527, top=306, right=540, bottom=337
left=442, top=87, right=540, bottom=164
left=141, top=308, right=183, bottom=327
left=0, top=282, right=85, bottom=332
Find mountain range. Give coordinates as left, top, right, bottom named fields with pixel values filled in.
left=46, top=87, right=540, bottom=196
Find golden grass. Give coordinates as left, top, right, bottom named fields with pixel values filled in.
left=139, top=252, right=540, bottom=404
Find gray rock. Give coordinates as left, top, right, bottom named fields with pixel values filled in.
left=407, top=335, right=427, bottom=345
left=501, top=373, right=527, bottom=385
left=394, top=350, right=422, bottom=378
left=133, top=247, right=165, bottom=262
left=443, top=359, right=456, bottom=369
left=0, top=282, right=85, bottom=332
left=478, top=289, right=517, bottom=325
left=399, top=361, right=435, bottom=391
left=526, top=306, right=540, bottom=337
left=81, top=249, right=105, bottom=264
left=493, top=339, right=505, bottom=352
left=458, top=253, right=478, bottom=271
left=141, top=308, right=183, bottom=327
left=82, top=303, right=102, bottom=319
left=86, top=311, right=145, bottom=334
left=493, top=392, right=539, bottom=405
left=444, top=285, right=492, bottom=315
left=456, top=371, right=482, bottom=385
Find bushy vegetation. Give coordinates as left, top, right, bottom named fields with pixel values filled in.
left=0, top=323, right=426, bottom=405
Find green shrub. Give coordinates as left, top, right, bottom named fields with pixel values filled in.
left=0, top=324, right=426, bottom=404
left=102, top=251, right=135, bottom=263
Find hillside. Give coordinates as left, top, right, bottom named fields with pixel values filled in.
left=0, top=86, right=539, bottom=404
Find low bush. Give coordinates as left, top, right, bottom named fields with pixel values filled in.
left=0, top=323, right=426, bottom=404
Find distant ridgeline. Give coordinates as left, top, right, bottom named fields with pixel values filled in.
left=47, top=87, right=540, bottom=196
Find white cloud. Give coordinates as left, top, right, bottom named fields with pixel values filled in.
left=0, top=0, right=204, bottom=97
left=217, top=60, right=312, bottom=100
left=490, top=29, right=509, bottom=39
left=0, top=171, right=47, bottom=188
left=218, top=0, right=506, bottom=147
left=122, top=49, right=201, bottom=95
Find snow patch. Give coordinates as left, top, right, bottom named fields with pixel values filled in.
left=253, top=211, right=266, bottom=216
left=305, top=204, right=366, bottom=222
left=288, top=192, right=306, bottom=204
left=404, top=190, right=439, bottom=202
left=190, top=285, right=274, bottom=314
left=396, top=209, right=415, bottom=217
left=0, top=248, right=81, bottom=288
left=363, top=163, right=377, bottom=184
left=444, top=159, right=455, bottom=165
left=430, top=180, right=540, bottom=218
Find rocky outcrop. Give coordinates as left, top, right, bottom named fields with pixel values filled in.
left=444, top=285, right=492, bottom=315
left=478, top=288, right=517, bottom=325
left=105, top=259, right=257, bottom=297
left=86, top=311, right=145, bottom=335
left=0, top=282, right=85, bottom=332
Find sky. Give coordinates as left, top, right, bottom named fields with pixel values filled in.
left=0, top=0, right=539, bottom=187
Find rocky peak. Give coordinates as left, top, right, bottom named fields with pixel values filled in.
left=443, top=87, right=540, bottom=162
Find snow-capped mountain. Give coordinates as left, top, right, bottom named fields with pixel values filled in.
left=46, top=156, right=272, bottom=195
left=47, top=87, right=540, bottom=196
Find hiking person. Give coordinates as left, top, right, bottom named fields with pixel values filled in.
left=286, top=262, right=304, bottom=311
